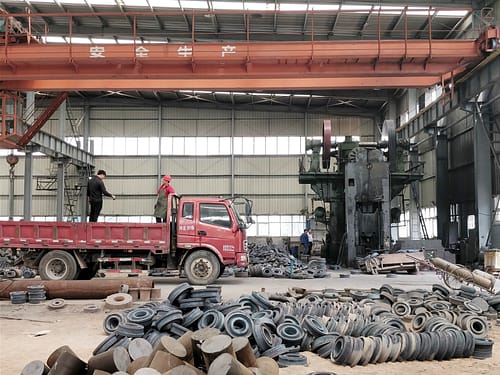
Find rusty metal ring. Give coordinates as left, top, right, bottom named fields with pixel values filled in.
left=48, top=298, right=66, bottom=310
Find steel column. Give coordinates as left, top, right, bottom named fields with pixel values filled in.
left=22, top=92, right=35, bottom=220
left=157, top=104, right=162, bottom=186
left=80, top=103, right=90, bottom=223
left=23, top=148, right=32, bottom=220
left=303, top=112, right=309, bottom=213
left=230, top=109, right=235, bottom=198
left=473, top=103, right=493, bottom=250
left=436, top=132, right=449, bottom=244
left=8, top=162, right=14, bottom=220
left=56, top=159, right=65, bottom=221
left=56, top=100, right=66, bottom=221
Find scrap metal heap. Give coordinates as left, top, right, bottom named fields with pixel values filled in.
left=15, top=281, right=498, bottom=373
left=299, top=120, right=423, bottom=267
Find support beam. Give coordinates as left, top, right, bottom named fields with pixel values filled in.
left=397, top=51, right=500, bottom=140
left=56, top=159, right=65, bottom=221
left=79, top=103, right=91, bottom=223
left=0, top=39, right=486, bottom=91
left=0, top=76, right=467, bottom=91
left=23, top=148, right=33, bottom=220
left=473, top=103, right=493, bottom=250
left=31, top=130, right=94, bottom=167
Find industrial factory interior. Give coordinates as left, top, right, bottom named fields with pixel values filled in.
left=0, top=0, right=499, bottom=374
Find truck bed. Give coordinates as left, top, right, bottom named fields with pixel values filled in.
left=0, top=221, right=170, bottom=254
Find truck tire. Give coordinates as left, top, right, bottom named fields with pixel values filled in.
left=184, top=250, right=220, bottom=285
left=39, top=250, right=79, bottom=280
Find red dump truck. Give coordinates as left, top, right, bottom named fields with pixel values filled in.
left=0, top=195, right=252, bottom=285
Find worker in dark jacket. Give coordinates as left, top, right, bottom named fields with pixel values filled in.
left=300, top=229, right=309, bottom=256
left=87, top=170, right=115, bottom=222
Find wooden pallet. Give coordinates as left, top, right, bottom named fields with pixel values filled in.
left=359, top=251, right=425, bottom=275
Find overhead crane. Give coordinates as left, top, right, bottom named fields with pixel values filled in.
left=0, top=11, right=498, bottom=92
left=0, top=9, right=498, bottom=153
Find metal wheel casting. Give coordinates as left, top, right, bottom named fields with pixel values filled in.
left=39, top=250, right=79, bottom=280
left=184, top=250, right=220, bottom=285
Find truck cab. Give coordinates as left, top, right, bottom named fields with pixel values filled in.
left=172, top=196, right=250, bottom=284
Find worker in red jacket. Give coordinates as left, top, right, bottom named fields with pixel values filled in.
left=154, top=174, right=175, bottom=223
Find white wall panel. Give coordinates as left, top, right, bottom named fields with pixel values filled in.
left=269, top=157, right=298, bottom=174
left=234, top=177, right=270, bottom=195
left=270, top=119, right=304, bottom=136
left=163, top=119, right=196, bottom=136
left=197, top=119, right=232, bottom=136
left=91, top=119, right=124, bottom=136
left=252, top=197, right=305, bottom=215
left=235, top=157, right=269, bottom=175
left=234, top=119, right=268, bottom=136
left=1, top=104, right=382, bottom=218
left=123, top=119, right=157, bottom=136
left=195, top=158, right=231, bottom=175
left=121, top=158, right=157, bottom=175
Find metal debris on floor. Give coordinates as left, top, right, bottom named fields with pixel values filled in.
left=18, top=280, right=499, bottom=374
left=247, top=243, right=327, bottom=279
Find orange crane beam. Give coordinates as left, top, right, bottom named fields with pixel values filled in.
left=17, top=92, right=68, bottom=148
left=0, top=39, right=486, bottom=90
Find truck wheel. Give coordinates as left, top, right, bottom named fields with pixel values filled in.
left=184, top=250, right=220, bottom=285
left=39, top=250, right=79, bottom=280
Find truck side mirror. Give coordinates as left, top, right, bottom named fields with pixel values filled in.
left=245, top=200, right=254, bottom=224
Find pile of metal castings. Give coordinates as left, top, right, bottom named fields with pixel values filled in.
left=307, top=283, right=497, bottom=366
left=0, top=248, right=32, bottom=279
left=247, top=243, right=327, bottom=279
left=19, top=282, right=498, bottom=374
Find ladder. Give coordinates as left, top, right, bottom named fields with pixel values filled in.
left=410, top=182, right=429, bottom=240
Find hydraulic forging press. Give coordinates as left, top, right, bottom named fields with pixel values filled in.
left=299, top=120, right=423, bottom=267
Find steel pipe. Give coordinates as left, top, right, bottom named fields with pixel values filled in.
left=429, top=258, right=495, bottom=291
left=0, top=278, right=154, bottom=299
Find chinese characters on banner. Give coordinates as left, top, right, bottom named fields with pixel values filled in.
left=89, top=45, right=238, bottom=58
left=89, top=46, right=151, bottom=58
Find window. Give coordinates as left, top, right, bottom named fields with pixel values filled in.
left=200, top=203, right=232, bottom=228
left=83, top=136, right=307, bottom=155
left=182, top=203, right=194, bottom=220
left=246, top=215, right=306, bottom=237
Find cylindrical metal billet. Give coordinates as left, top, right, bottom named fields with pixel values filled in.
left=254, top=356, right=279, bottom=375
left=87, top=347, right=130, bottom=373
left=201, top=334, right=235, bottom=370
left=149, top=350, right=184, bottom=373
left=46, top=346, right=79, bottom=368
left=127, top=356, right=149, bottom=375
left=177, top=331, right=194, bottom=364
left=47, top=350, right=87, bottom=375
left=21, top=360, right=49, bottom=375
left=231, top=337, right=257, bottom=368
left=206, top=353, right=253, bottom=375
left=0, top=278, right=154, bottom=299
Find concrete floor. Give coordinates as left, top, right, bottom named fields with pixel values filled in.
left=1, top=270, right=499, bottom=374
left=152, top=270, right=500, bottom=300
